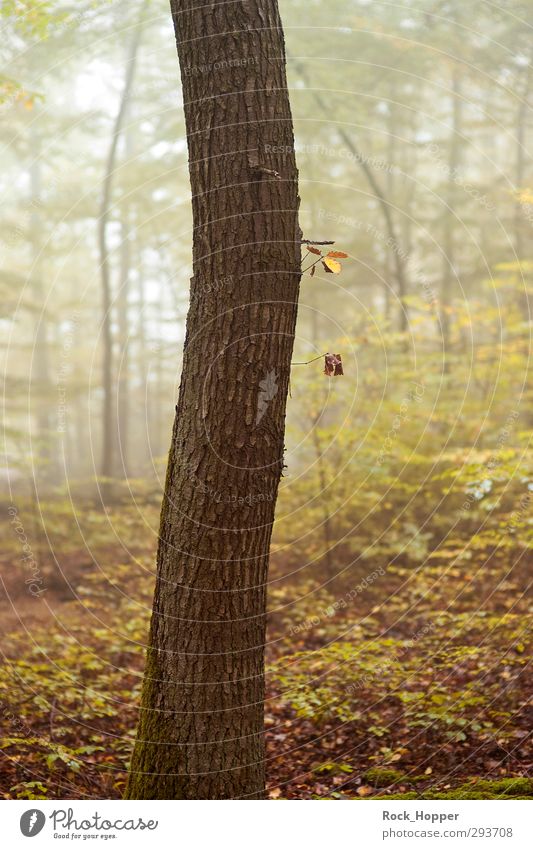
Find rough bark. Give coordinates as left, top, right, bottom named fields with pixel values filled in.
left=125, top=0, right=301, bottom=799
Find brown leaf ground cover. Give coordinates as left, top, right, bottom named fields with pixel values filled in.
left=0, top=496, right=531, bottom=800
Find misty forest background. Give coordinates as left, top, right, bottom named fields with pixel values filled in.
left=1, top=0, right=533, bottom=799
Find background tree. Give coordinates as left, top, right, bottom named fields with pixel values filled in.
left=98, top=8, right=146, bottom=484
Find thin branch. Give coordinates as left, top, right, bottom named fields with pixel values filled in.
left=301, top=256, right=324, bottom=274
left=291, top=353, right=328, bottom=365
left=289, top=54, right=409, bottom=332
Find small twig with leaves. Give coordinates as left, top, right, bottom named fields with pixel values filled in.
left=291, top=352, right=344, bottom=377
left=292, top=239, right=349, bottom=380
left=301, top=240, right=349, bottom=276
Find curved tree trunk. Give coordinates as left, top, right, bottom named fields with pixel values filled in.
left=125, top=0, right=301, bottom=799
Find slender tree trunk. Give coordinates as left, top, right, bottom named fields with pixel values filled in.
left=306, top=275, right=334, bottom=577
left=117, top=213, right=131, bottom=477
left=514, top=63, right=530, bottom=264
left=307, top=177, right=326, bottom=344
left=400, top=109, right=417, bottom=260
left=125, top=0, right=301, bottom=799
left=310, top=420, right=335, bottom=577
left=29, top=127, right=53, bottom=481
left=135, top=249, right=149, bottom=471
left=290, top=56, right=409, bottom=331
left=385, top=79, right=397, bottom=325
left=98, top=13, right=144, bottom=482
left=333, top=121, right=409, bottom=331
left=440, top=67, right=463, bottom=363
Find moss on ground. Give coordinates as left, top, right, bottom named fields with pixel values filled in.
left=364, top=767, right=404, bottom=787
left=374, top=777, right=533, bottom=800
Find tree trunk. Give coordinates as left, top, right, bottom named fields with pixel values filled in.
left=440, top=67, right=463, bottom=363
left=117, top=212, right=131, bottom=478
left=310, top=419, right=335, bottom=578
left=153, top=279, right=166, bottom=461
left=98, top=13, right=144, bottom=482
left=514, top=62, right=530, bottom=265
left=29, top=124, right=54, bottom=482
left=125, top=0, right=301, bottom=800
left=135, top=248, right=149, bottom=471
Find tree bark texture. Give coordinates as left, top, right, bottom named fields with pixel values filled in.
left=125, top=0, right=301, bottom=799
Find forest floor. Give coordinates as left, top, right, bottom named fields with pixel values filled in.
left=0, top=496, right=531, bottom=800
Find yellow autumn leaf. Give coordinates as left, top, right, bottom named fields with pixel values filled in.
left=322, top=257, right=341, bottom=274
